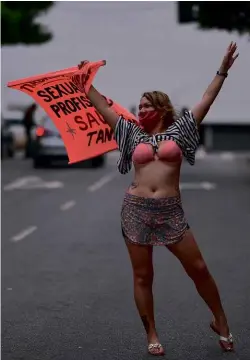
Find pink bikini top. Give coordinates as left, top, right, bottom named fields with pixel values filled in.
left=132, top=140, right=182, bottom=165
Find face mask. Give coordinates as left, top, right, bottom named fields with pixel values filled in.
left=138, top=110, right=160, bottom=132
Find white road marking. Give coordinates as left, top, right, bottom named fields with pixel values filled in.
left=180, top=182, right=216, bottom=190
left=11, top=226, right=37, bottom=242
left=200, top=181, right=217, bottom=190
left=4, top=177, right=30, bottom=191
left=4, top=176, right=64, bottom=191
left=41, top=181, right=64, bottom=189
left=220, top=152, right=235, bottom=160
left=196, top=148, right=207, bottom=159
left=87, top=172, right=117, bottom=192
left=60, top=200, right=76, bottom=211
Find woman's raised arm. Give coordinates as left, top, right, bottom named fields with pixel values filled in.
left=73, top=60, right=120, bottom=130
left=191, top=42, right=239, bottom=126
left=87, top=85, right=119, bottom=130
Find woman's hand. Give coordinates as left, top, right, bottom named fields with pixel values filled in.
left=76, top=60, right=90, bottom=83
left=78, top=60, right=89, bottom=70
left=219, top=42, right=239, bottom=73
left=72, top=60, right=91, bottom=92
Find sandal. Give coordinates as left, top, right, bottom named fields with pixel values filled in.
left=210, top=321, right=234, bottom=352
left=148, top=343, right=165, bottom=356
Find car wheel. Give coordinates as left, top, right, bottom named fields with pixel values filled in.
left=7, top=144, right=14, bottom=158
left=1, top=145, right=6, bottom=158
left=90, top=155, right=105, bottom=168
left=33, top=157, right=50, bottom=168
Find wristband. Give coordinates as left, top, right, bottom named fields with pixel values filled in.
left=216, top=71, right=228, bottom=78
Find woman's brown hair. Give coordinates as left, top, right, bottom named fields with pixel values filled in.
left=142, top=91, right=176, bottom=128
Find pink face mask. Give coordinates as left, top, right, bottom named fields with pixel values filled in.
left=138, top=110, right=160, bottom=132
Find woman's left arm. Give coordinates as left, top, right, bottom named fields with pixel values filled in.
left=192, top=42, right=239, bottom=126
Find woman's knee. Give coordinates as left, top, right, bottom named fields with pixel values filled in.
left=134, top=268, right=154, bottom=287
left=185, top=258, right=210, bottom=281
left=125, top=241, right=154, bottom=287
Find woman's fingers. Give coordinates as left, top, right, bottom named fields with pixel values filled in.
left=230, top=42, right=237, bottom=53
left=227, top=41, right=233, bottom=51
left=233, top=53, right=239, bottom=61
left=227, top=42, right=237, bottom=55
left=78, top=60, right=89, bottom=70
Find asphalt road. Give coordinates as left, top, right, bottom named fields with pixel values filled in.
left=2, top=153, right=250, bottom=360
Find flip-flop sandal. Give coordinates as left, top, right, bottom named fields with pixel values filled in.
left=148, top=343, right=165, bottom=356
left=210, top=321, right=234, bottom=352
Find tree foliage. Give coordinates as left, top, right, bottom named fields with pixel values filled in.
left=177, top=2, right=250, bottom=35
left=1, top=1, right=54, bottom=46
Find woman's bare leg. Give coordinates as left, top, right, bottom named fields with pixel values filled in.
left=167, top=230, right=230, bottom=338
left=125, top=240, right=163, bottom=352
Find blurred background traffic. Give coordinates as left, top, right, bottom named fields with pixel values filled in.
left=2, top=3, right=250, bottom=360
left=2, top=1, right=250, bottom=168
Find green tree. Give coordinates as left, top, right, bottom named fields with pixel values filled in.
left=1, top=1, right=54, bottom=46
left=177, top=2, right=250, bottom=35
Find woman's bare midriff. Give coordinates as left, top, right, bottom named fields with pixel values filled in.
left=128, top=159, right=181, bottom=198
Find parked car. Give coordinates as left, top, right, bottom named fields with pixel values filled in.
left=31, top=116, right=106, bottom=168
left=1, top=122, right=15, bottom=158
left=2, top=114, right=26, bottom=150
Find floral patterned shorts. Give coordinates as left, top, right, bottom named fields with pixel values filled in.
left=121, top=192, right=189, bottom=246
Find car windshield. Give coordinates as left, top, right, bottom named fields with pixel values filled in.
left=4, top=118, right=22, bottom=126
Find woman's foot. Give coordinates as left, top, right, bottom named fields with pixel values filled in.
left=210, top=319, right=234, bottom=352
left=148, top=343, right=165, bottom=356
left=147, top=335, right=165, bottom=356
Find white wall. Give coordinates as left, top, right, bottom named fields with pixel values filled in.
left=1, top=1, right=249, bottom=123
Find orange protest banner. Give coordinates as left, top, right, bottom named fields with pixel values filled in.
left=7, top=60, right=138, bottom=164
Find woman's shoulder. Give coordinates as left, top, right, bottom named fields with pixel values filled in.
left=115, top=115, right=143, bottom=136
left=175, top=109, right=197, bottom=125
